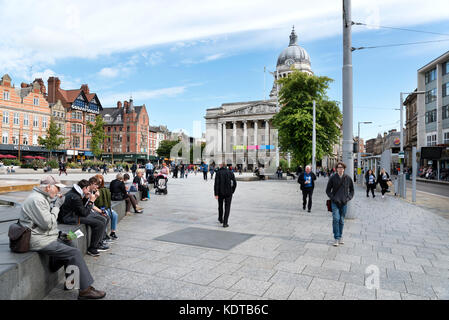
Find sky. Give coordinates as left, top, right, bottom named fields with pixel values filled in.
left=1, top=0, right=449, bottom=141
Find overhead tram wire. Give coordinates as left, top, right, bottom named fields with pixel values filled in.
left=351, top=21, right=449, bottom=51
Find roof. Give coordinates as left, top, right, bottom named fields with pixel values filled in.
left=101, top=105, right=144, bottom=125
left=418, top=50, right=449, bottom=73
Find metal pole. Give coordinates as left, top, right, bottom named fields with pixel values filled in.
left=412, top=146, right=417, bottom=202
left=312, top=100, right=316, bottom=173
left=276, top=69, right=280, bottom=167
left=357, top=122, right=361, bottom=184
left=343, top=0, right=354, bottom=218
left=400, top=92, right=405, bottom=198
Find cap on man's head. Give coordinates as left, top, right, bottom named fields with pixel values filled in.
left=40, top=176, right=66, bottom=189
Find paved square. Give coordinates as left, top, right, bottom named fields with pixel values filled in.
left=153, top=227, right=254, bottom=250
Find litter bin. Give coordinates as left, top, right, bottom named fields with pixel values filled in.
left=406, top=173, right=410, bottom=180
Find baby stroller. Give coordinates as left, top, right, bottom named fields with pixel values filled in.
left=154, top=172, right=168, bottom=195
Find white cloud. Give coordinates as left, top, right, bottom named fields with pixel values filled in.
left=0, top=0, right=448, bottom=75
left=100, top=85, right=188, bottom=106
left=98, top=67, right=119, bottom=78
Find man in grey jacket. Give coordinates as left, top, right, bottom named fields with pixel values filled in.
left=325, top=162, right=354, bottom=247
left=19, top=176, right=106, bottom=300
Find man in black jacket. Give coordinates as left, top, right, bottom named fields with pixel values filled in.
left=325, top=162, right=354, bottom=247
left=214, top=163, right=237, bottom=228
left=58, top=179, right=108, bottom=257
left=297, top=165, right=317, bottom=212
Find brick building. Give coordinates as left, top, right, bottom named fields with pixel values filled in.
left=0, top=74, right=53, bottom=158
left=46, top=77, right=103, bottom=159
left=101, top=99, right=150, bottom=163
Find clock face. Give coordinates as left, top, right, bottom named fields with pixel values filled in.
left=285, top=59, right=294, bottom=66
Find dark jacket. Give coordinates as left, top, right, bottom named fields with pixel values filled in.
left=326, top=173, right=354, bottom=207
left=297, top=172, right=317, bottom=190
left=58, top=187, right=92, bottom=224
left=214, top=167, right=237, bottom=197
left=131, top=164, right=137, bottom=172
left=365, top=172, right=377, bottom=186
left=376, top=172, right=390, bottom=189
left=133, top=175, right=148, bottom=191
left=110, top=179, right=127, bottom=201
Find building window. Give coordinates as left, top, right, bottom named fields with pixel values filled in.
left=72, top=137, right=80, bottom=148
left=425, top=68, right=436, bottom=84
left=33, top=134, right=38, bottom=146
left=107, top=127, right=110, bottom=132
left=2, top=111, right=9, bottom=124
left=444, top=62, right=449, bottom=75
left=22, top=135, right=28, bottom=145
left=425, top=109, right=437, bottom=124
left=443, top=105, right=449, bottom=120
left=443, top=82, right=449, bottom=97
left=425, top=89, right=437, bottom=104
left=443, top=131, right=449, bottom=144
left=23, top=114, right=29, bottom=127
left=3, top=91, right=10, bottom=100
left=12, top=134, right=19, bottom=145
left=86, top=139, right=91, bottom=149
left=33, top=97, right=39, bottom=106
left=127, top=126, right=130, bottom=131
left=71, top=124, right=82, bottom=133
left=427, top=134, right=437, bottom=146
left=13, top=112, right=19, bottom=125
left=42, top=117, right=47, bottom=128
left=33, top=115, right=39, bottom=127
left=2, top=132, right=8, bottom=144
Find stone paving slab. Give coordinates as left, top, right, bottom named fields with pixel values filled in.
left=39, top=175, right=449, bottom=300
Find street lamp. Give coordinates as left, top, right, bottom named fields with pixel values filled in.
left=357, top=121, right=372, bottom=184
left=400, top=91, right=425, bottom=199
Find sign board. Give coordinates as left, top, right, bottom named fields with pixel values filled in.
left=398, top=152, right=404, bottom=159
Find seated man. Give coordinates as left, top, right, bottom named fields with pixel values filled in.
left=18, top=176, right=106, bottom=300
left=111, top=173, right=142, bottom=215
left=58, top=179, right=109, bottom=257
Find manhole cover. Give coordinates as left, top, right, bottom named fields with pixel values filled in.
left=153, top=227, right=254, bottom=250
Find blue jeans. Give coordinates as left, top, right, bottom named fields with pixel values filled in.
left=106, top=208, right=118, bottom=231
left=331, top=202, right=347, bottom=240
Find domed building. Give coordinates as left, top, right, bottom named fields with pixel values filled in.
left=204, top=27, right=313, bottom=171
left=270, top=26, right=313, bottom=98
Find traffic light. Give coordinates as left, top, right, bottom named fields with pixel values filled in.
left=353, top=141, right=359, bottom=153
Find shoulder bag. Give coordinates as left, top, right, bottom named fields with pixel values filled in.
left=8, top=220, right=31, bottom=253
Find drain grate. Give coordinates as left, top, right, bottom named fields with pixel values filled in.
left=153, top=227, right=254, bottom=250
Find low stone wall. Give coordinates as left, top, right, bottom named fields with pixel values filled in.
left=0, top=190, right=142, bottom=300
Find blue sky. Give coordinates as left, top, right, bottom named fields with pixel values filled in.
left=1, top=0, right=449, bottom=141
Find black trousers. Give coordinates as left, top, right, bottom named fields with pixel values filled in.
left=302, top=188, right=313, bottom=210
left=79, top=214, right=107, bottom=250
left=203, top=171, right=208, bottom=181
left=40, top=239, right=94, bottom=291
left=218, top=195, right=232, bottom=225
left=140, top=186, right=149, bottom=199
left=366, top=184, right=376, bottom=197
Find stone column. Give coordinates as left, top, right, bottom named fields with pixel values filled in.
left=217, top=121, right=222, bottom=153
left=233, top=121, right=237, bottom=166
left=254, top=120, right=258, bottom=146
left=264, top=120, right=269, bottom=145
left=243, top=120, right=247, bottom=168
left=223, top=121, right=227, bottom=162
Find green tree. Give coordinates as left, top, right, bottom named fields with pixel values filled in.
left=272, top=71, right=342, bottom=167
left=38, top=118, right=66, bottom=159
left=86, top=115, right=107, bottom=160
left=156, top=140, right=179, bottom=159
left=189, top=142, right=206, bottom=163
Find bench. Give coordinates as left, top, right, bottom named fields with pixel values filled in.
left=0, top=190, right=143, bottom=300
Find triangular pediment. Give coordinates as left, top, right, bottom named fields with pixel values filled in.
left=223, top=102, right=277, bottom=116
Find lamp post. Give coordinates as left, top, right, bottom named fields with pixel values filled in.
left=357, top=121, right=372, bottom=184
left=312, top=100, right=316, bottom=173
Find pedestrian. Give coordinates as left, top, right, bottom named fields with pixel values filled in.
left=297, top=165, right=317, bottom=212
left=111, top=173, right=143, bottom=215
left=145, top=160, right=154, bottom=181
left=131, top=162, right=137, bottom=178
left=326, top=162, right=354, bottom=247
left=93, top=174, right=119, bottom=240
left=202, top=162, right=208, bottom=181
left=180, top=163, right=185, bottom=179
left=133, top=169, right=150, bottom=201
left=214, top=162, right=237, bottom=228
left=102, top=162, right=108, bottom=175
left=376, top=168, right=391, bottom=198
left=210, top=164, right=215, bottom=179
left=59, top=160, right=67, bottom=176
left=18, top=176, right=106, bottom=300
left=365, top=169, right=376, bottom=198
left=276, top=167, right=283, bottom=179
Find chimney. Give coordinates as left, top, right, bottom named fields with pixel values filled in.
left=117, top=101, right=122, bottom=109
left=80, top=84, right=89, bottom=94
left=35, top=78, right=46, bottom=95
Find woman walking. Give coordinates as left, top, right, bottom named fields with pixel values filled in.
left=376, top=168, right=391, bottom=199
left=365, top=169, right=377, bottom=198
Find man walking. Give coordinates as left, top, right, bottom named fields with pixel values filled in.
left=297, top=165, right=316, bottom=213
left=214, top=162, right=237, bottom=228
left=145, top=160, right=154, bottom=181
left=202, top=162, right=208, bottom=181
left=326, top=162, right=354, bottom=247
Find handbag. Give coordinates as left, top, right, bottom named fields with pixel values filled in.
left=387, top=180, right=393, bottom=187
left=8, top=220, right=31, bottom=253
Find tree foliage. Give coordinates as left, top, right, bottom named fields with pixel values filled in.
left=272, top=71, right=342, bottom=167
left=38, top=118, right=66, bottom=159
left=86, top=115, right=107, bottom=159
left=156, top=140, right=179, bottom=159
